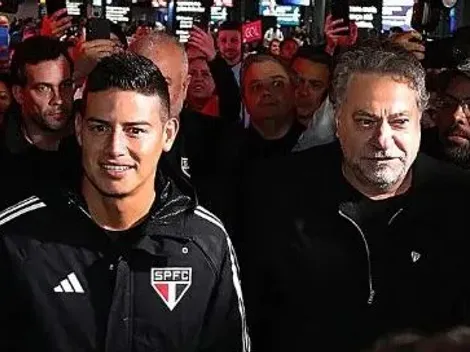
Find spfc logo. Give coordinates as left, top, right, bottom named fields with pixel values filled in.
left=151, top=268, right=192, bottom=311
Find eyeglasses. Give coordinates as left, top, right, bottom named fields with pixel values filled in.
left=435, top=93, right=470, bottom=111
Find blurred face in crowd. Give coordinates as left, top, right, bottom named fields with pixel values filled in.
left=243, top=60, right=294, bottom=124
left=0, top=81, right=12, bottom=117
left=292, top=57, right=330, bottom=124
left=434, top=74, right=470, bottom=168
left=269, top=40, right=281, bottom=56
left=13, top=55, right=73, bottom=132
left=188, top=58, right=216, bottom=107
left=77, top=89, right=175, bottom=199
left=336, top=73, right=422, bottom=194
left=132, top=42, right=190, bottom=118
left=217, top=29, right=242, bottom=66
left=281, top=40, right=299, bottom=61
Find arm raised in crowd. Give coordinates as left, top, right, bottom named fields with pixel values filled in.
left=188, top=26, right=241, bottom=121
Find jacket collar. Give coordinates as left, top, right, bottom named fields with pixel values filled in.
left=3, top=107, right=33, bottom=154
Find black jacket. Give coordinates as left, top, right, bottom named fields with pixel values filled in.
left=0, top=171, right=250, bottom=352
left=0, top=108, right=65, bottom=206
left=239, top=142, right=470, bottom=352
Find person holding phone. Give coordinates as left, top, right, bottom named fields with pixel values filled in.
left=40, top=8, right=73, bottom=39
left=324, top=13, right=358, bottom=56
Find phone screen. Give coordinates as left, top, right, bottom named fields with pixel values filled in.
left=86, top=18, right=111, bottom=41
left=0, top=27, right=9, bottom=60
left=331, top=0, right=350, bottom=34
left=46, top=0, right=67, bottom=15
left=171, top=0, right=211, bottom=43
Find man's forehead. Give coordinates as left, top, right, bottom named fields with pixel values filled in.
left=24, top=58, right=71, bottom=82
left=447, top=73, right=470, bottom=96
left=292, top=58, right=329, bottom=74
left=218, top=30, right=240, bottom=39
left=246, top=61, right=288, bottom=79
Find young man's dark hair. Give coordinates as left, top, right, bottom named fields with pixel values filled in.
left=293, top=45, right=333, bottom=72
left=10, top=36, right=73, bottom=86
left=84, top=52, right=170, bottom=120
left=218, top=20, right=242, bottom=33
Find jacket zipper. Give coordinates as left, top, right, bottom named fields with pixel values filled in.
left=338, top=210, right=376, bottom=305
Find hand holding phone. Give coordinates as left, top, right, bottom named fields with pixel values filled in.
left=46, top=0, right=67, bottom=16
left=324, top=14, right=358, bottom=55
left=187, top=25, right=216, bottom=62
left=86, top=18, right=111, bottom=41
left=40, top=8, right=73, bottom=38
left=330, top=0, right=350, bottom=35
left=73, top=38, right=122, bottom=82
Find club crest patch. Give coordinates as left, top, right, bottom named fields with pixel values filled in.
left=181, top=157, right=191, bottom=178
left=151, top=268, right=192, bottom=311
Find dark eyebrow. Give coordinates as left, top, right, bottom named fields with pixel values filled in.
left=352, top=110, right=379, bottom=119
left=86, top=117, right=110, bottom=125
left=123, top=122, right=153, bottom=127
left=388, top=112, right=411, bottom=119
left=86, top=118, right=152, bottom=127
left=271, top=75, right=288, bottom=80
left=32, top=82, right=51, bottom=87
left=352, top=110, right=411, bottom=119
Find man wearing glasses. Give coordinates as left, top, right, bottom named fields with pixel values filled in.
left=422, top=69, right=470, bottom=168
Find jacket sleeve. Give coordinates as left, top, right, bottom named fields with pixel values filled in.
left=198, top=233, right=251, bottom=352
left=208, top=55, right=241, bottom=122
left=0, top=237, right=18, bottom=351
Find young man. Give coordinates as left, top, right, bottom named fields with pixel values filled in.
left=0, top=52, right=250, bottom=352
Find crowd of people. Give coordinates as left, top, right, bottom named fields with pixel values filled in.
left=0, top=6, right=469, bottom=352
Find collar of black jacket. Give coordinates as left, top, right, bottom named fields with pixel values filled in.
left=46, top=140, right=199, bottom=248
left=3, top=106, right=33, bottom=154
left=319, top=141, right=470, bottom=207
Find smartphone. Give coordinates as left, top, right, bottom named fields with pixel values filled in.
left=193, top=11, right=210, bottom=32
left=46, top=0, right=67, bottom=16
left=331, top=0, right=350, bottom=35
left=0, top=27, right=9, bottom=60
left=86, top=18, right=111, bottom=41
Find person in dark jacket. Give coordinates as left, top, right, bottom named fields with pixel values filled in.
left=239, top=39, right=470, bottom=352
left=129, top=31, right=241, bottom=211
left=0, top=52, right=250, bottom=352
left=420, top=69, right=470, bottom=169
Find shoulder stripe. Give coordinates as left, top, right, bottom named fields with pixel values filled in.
left=194, top=209, right=227, bottom=235
left=0, top=202, right=46, bottom=227
left=0, top=196, right=40, bottom=221
left=195, top=206, right=224, bottom=228
left=193, top=208, right=251, bottom=351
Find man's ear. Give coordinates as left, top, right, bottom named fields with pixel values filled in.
left=182, top=74, right=191, bottom=101
left=75, top=109, right=83, bottom=147
left=162, top=117, right=179, bottom=152
left=12, top=85, right=24, bottom=105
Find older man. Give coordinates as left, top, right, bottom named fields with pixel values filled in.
left=240, top=40, right=470, bottom=352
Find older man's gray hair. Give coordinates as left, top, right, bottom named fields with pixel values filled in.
left=129, top=31, right=189, bottom=78
left=331, top=39, right=429, bottom=113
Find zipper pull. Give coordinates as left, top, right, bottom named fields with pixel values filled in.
left=368, top=290, right=376, bottom=305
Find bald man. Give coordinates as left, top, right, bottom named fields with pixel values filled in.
left=130, top=32, right=190, bottom=119
left=130, top=32, right=240, bottom=216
